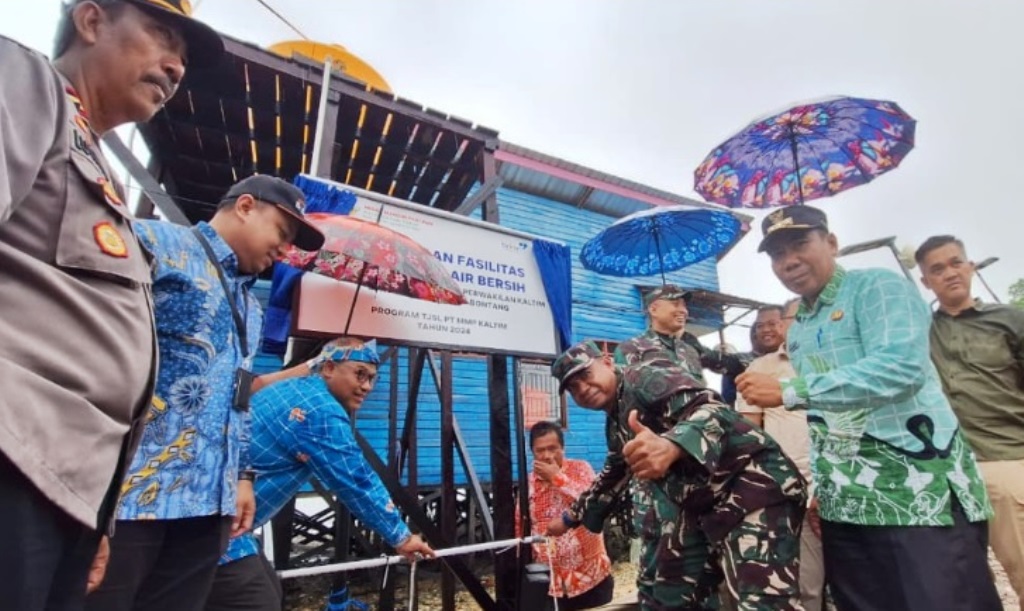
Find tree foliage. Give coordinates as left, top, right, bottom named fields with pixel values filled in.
left=1010, top=279, right=1024, bottom=309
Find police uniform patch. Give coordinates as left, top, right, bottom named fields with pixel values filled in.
left=93, top=222, right=128, bottom=258
left=98, top=176, right=125, bottom=207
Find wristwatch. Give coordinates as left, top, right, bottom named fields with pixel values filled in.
left=239, top=469, right=257, bottom=482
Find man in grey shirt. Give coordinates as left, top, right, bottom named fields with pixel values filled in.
left=0, top=1, right=221, bottom=608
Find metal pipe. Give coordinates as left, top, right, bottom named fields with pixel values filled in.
left=975, top=271, right=1002, bottom=303
left=886, top=243, right=916, bottom=284
left=278, top=536, right=545, bottom=580
left=309, top=56, right=334, bottom=177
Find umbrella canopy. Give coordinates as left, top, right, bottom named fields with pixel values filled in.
left=279, top=212, right=465, bottom=305
left=580, top=205, right=742, bottom=282
left=694, top=96, right=916, bottom=208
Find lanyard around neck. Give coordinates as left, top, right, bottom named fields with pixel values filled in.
left=191, top=227, right=249, bottom=358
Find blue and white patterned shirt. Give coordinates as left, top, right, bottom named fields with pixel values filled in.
left=222, top=376, right=409, bottom=563
left=118, top=221, right=260, bottom=521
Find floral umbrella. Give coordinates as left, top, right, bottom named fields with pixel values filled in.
left=279, top=212, right=465, bottom=332
left=694, top=96, right=916, bottom=208
left=579, top=205, right=742, bottom=284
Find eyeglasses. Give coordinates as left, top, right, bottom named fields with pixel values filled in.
left=344, top=366, right=377, bottom=385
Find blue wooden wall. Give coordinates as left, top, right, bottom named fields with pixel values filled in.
left=252, top=187, right=723, bottom=486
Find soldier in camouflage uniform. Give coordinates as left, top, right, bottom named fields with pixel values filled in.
left=615, top=285, right=753, bottom=391
left=614, top=285, right=755, bottom=609
left=547, top=341, right=807, bottom=611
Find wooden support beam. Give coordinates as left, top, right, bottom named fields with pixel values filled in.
left=452, top=174, right=504, bottom=217
left=439, top=351, right=457, bottom=611
left=270, top=498, right=296, bottom=570
left=512, top=358, right=532, bottom=540
left=424, top=352, right=495, bottom=541
left=399, top=349, right=427, bottom=494
left=387, top=348, right=400, bottom=474
left=452, top=418, right=495, bottom=541
left=481, top=149, right=500, bottom=223
left=487, top=355, right=517, bottom=609
left=353, top=431, right=497, bottom=610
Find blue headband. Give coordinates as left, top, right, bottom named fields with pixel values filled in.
left=318, top=340, right=380, bottom=367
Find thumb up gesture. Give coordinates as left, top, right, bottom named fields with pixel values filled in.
left=622, top=411, right=682, bottom=480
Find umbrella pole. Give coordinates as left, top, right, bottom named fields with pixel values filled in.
left=653, top=229, right=667, bottom=285
left=343, top=263, right=369, bottom=336
left=788, top=129, right=804, bottom=205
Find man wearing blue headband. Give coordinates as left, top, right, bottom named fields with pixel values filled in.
left=205, top=338, right=433, bottom=611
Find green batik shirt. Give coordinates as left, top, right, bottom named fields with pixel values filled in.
left=780, top=266, right=991, bottom=527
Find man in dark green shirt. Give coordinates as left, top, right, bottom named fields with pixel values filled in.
left=917, top=234, right=1024, bottom=606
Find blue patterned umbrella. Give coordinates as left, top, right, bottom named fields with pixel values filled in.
left=580, top=205, right=742, bottom=282
left=694, top=96, right=916, bottom=208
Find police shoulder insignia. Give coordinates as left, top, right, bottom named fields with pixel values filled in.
left=98, top=176, right=124, bottom=207
left=93, top=221, right=128, bottom=258
left=830, top=309, right=844, bottom=321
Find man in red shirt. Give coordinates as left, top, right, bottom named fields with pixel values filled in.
left=519, top=421, right=614, bottom=610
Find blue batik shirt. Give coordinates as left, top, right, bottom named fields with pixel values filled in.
left=118, top=221, right=260, bottom=521
left=222, top=376, right=410, bottom=564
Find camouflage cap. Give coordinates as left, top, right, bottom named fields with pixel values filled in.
left=551, top=340, right=604, bottom=393
left=643, top=284, right=692, bottom=308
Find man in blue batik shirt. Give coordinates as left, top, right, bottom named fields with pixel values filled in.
left=88, top=175, right=325, bottom=611
left=204, top=339, right=434, bottom=611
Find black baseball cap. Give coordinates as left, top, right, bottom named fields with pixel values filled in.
left=123, top=0, right=224, bottom=68
left=757, top=205, right=829, bottom=252
left=221, top=175, right=325, bottom=251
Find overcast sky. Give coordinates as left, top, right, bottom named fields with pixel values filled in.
left=3, top=0, right=1021, bottom=346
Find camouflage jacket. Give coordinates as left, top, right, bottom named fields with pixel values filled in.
left=568, top=360, right=807, bottom=541
left=615, top=329, right=748, bottom=380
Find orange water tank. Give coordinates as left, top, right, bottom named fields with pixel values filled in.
left=268, top=40, right=392, bottom=93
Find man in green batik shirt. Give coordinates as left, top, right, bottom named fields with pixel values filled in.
left=548, top=341, right=807, bottom=611
left=737, top=205, right=1000, bottom=611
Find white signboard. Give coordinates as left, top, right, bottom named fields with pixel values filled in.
left=294, top=183, right=560, bottom=357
